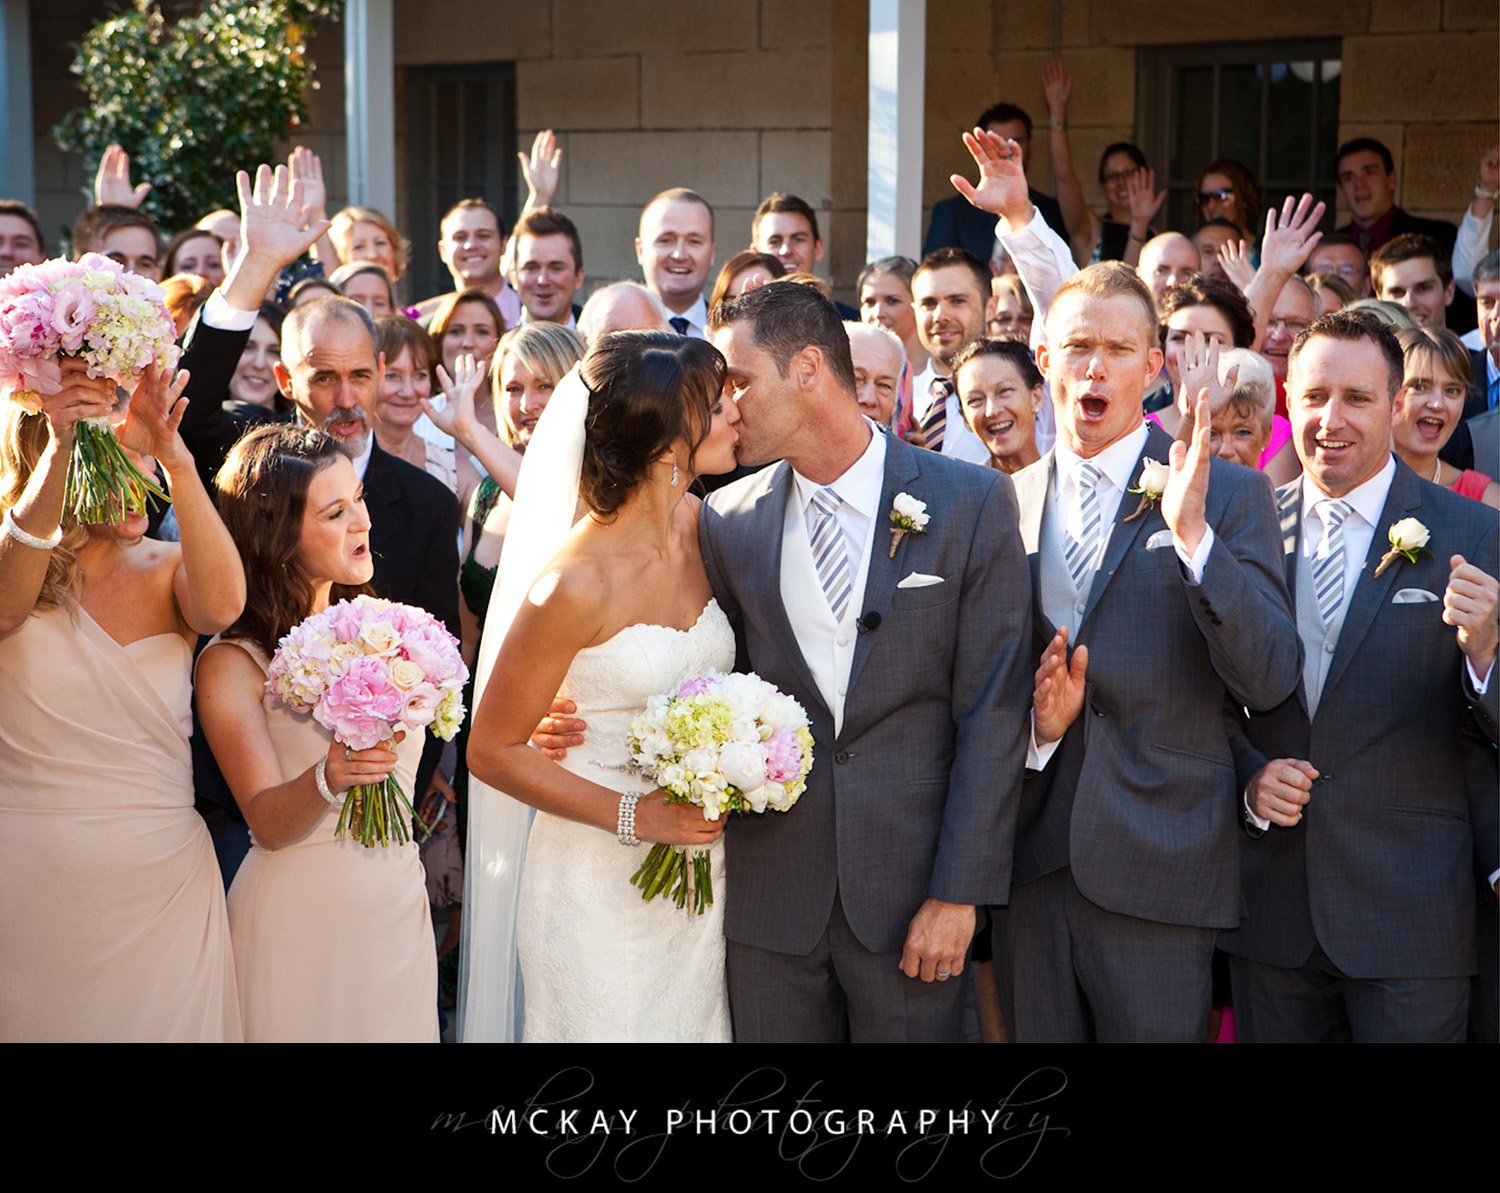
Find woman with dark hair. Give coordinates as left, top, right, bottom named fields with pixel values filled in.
left=953, top=338, right=1044, bottom=474
left=460, top=332, right=741, bottom=1042
left=196, top=424, right=437, bottom=1041
left=1195, top=159, right=1262, bottom=248
left=0, top=362, right=245, bottom=1041
left=708, top=250, right=785, bottom=309
left=226, top=302, right=287, bottom=419
left=1395, top=327, right=1500, bottom=507
left=330, top=260, right=397, bottom=318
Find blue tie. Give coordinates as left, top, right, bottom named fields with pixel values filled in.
left=669, top=316, right=690, bottom=336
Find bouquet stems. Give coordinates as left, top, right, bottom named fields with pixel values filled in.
left=65, top=418, right=169, bottom=524
left=630, top=844, right=713, bottom=915
left=334, top=772, right=431, bottom=849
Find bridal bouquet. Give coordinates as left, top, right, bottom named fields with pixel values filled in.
left=627, top=672, right=813, bottom=913
left=267, top=596, right=469, bottom=848
left=0, top=255, right=179, bottom=523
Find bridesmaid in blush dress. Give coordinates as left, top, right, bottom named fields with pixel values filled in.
left=0, top=361, right=247, bottom=1042
left=196, top=424, right=436, bottom=1042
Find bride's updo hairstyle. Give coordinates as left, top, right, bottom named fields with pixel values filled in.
left=214, top=423, right=373, bottom=654
left=578, top=332, right=727, bottom=518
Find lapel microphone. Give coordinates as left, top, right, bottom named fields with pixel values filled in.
left=857, top=611, right=882, bottom=634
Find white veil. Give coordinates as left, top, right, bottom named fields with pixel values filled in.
left=457, top=366, right=589, bottom=1042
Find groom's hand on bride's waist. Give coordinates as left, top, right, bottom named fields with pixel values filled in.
left=531, top=697, right=587, bottom=760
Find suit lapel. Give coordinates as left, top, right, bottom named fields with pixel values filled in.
left=844, top=436, right=922, bottom=701
left=1320, top=462, right=1423, bottom=703
left=1079, top=425, right=1171, bottom=629
left=362, top=446, right=407, bottom=595
left=1276, top=480, right=1311, bottom=718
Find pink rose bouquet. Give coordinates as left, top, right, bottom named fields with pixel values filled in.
left=626, top=671, right=813, bottom=913
left=0, top=255, right=180, bottom=523
left=267, top=595, right=469, bottom=848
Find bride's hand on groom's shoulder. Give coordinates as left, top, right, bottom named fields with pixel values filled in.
left=636, top=794, right=726, bottom=847
left=530, top=696, right=586, bottom=759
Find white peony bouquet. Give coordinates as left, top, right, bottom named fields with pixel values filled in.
left=626, top=671, right=813, bottom=913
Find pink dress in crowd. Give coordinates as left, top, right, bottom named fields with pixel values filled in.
left=0, top=607, right=241, bottom=1041
left=1450, top=469, right=1494, bottom=502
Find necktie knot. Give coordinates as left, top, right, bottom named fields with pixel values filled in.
left=1077, top=461, right=1103, bottom=495
left=812, top=487, right=842, bottom=518
left=668, top=315, right=690, bottom=336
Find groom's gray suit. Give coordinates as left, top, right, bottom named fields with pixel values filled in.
left=700, top=432, right=1033, bottom=1041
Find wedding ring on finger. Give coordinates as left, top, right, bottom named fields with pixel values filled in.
left=937, top=969, right=953, bottom=980
left=344, top=746, right=352, bottom=761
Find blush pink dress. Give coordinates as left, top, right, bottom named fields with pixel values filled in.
left=0, top=607, right=240, bottom=1042
left=206, top=638, right=437, bottom=1043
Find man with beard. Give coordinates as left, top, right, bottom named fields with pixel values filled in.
left=909, top=248, right=991, bottom=464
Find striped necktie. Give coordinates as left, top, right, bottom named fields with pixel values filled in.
left=1063, top=461, right=1104, bottom=592
left=921, top=376, right=951, bottom=452
left=1311, top=498, right=1351, bottom=627
left=808, top=487, right=853, bottom=622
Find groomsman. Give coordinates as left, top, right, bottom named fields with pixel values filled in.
left=953, top=126, right=1302, bottom=1041
left=1222, top=309, right=1499, bottom=1042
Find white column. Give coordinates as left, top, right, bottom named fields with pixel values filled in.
left=1, top=0, right=34, bottom=202
left=865, top=0, right=926, bottom=262
left=343, top=0, right=396, bottom=214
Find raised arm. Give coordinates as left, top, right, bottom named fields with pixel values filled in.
left=1041, top=60, right=1102, bottom=267
left=0, top=364, right=116, bottom=636
left=287, top=146, right=339, bottom=275
left=115, top=363, right=245, bottom=635
left=501, top=130, right=563, bottom=282
left=1241, top=193, right=1325, bottom=350
left=93, top=143, right=152, bottom=208
left=423, top=354, right=524, bottom=498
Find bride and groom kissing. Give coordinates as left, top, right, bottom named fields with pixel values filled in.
left=460, top=280, right=1033, bottom=1043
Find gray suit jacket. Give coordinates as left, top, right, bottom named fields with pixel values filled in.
left=1010, top=425, right=1301, bottom=929
left=700, top=435, right=1033, bottom=956
left=1222, top=462, right=1500, bottom=978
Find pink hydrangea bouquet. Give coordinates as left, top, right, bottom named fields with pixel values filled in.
left=266, top=595, right=469, bottom=848
left=627, top=671, right=813, bottom=913
left=0, top=254, right=180, bottom=523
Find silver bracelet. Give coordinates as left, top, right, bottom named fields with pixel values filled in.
left=314, top=756, right=346, bottom=807
left=3, top=507, right=62, bottom=551
left=616, top=792, right=642, bottom=846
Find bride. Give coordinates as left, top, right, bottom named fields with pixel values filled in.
left=460, top=332, right=740, bottom=1042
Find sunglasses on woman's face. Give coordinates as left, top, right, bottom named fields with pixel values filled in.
left=1199, top=187, right=1234, bottom=204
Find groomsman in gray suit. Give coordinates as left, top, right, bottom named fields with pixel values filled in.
left=701, top=282, right=1034, bottom=1042
left=956, top=126, right=1303, bottom=1042
left=1222, top=309, right=1500, bottom=1042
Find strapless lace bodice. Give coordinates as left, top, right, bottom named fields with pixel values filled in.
left=517, top=598, right=735, bottom=1043
left=555, top=599, right=737, bottom=788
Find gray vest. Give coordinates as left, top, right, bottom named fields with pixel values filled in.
left=1294, top=540, right=1342, bottom=716
left=1037, top=470, right=1105, bottom=636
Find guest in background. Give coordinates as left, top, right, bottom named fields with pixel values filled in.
left=988, top=274, right=1034, bottom=342
left=225, top=303, right=287, bottom=419
left=1195, top=160, right=1262, bottom=250
left=325, top=205, right=408, bottom=285
left=845, top=320, right=904, bottom=427
left=1394, top=326, right=1499, bottom=507
left=164, top=228, right=225, bottom=286
left=708, top=250, right=785, bottom=309
left=331, top=260, right=398, bottom=319
left=374, top=315, right=460, bottom=497
left=953, top=337, right=1043, bottom=474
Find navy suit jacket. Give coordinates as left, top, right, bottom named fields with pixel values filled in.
left=923, top=189, right=1069, bottom=263
left=1222, top=463, right=1500, bottom=978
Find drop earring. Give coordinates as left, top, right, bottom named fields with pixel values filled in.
left=670, top=459, right=679, bottom=487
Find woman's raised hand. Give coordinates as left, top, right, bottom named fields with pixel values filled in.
left=425, top=353, right=488, bottom=442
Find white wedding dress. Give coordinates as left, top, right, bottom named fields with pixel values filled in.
left=515, top=598, right=735, bottom=1043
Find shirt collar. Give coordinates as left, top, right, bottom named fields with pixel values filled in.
left=1053, top=422, right=1150, bottom=494
left=1299, top=454, right=1396, bottom=530
left=352, top=433, right=375, bottom=481
left=791, top=421, right=886, bottom=520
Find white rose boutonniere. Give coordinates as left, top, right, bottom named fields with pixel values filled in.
left=1374, top=517, right=1431, bottom=577
left=1123, top=458, right=1170, bottom=523
left=888, top=492, right=930, bottom=557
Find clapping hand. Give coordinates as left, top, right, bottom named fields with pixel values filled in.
left=1443, top=554, right=1499, bottom=676
left=1033, top=625, right=1088, bottom=746
left=1161, top=393, right=1212, bottom=555
left=951, top=128, right=1032, bottom=223
left=1258, top=193, right=1326, bottom=280
left=1217, top=239, right=1257, bottom=293
left=1175, top=330, right=1239, bottom=441
left=425, top=353, right=489, bottom=444
left=519, top=129, right=562, bottom=206
left=115, top=363, right=192, bottom=474
left=93, top=144, right=151, bottom=208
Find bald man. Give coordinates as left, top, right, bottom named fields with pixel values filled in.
left=1137, top=233, right=1201, bottom=309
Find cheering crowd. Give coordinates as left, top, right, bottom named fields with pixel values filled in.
left=0, top=54, right=1496, bottom=1044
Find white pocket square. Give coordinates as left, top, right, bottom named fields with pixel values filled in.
left=1392, top=588, right=1439, bottom=604
left=1145, top=529, right=1174, bottom=551
left=898, top=572, right=945, bottom=589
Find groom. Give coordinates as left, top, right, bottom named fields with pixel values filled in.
left=698, top=282, right=1033, bottom=1041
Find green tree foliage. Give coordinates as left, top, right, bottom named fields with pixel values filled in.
left=54, top=1, right=337, bottom=231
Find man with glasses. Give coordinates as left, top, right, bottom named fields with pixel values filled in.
left=1306, top=233, right=1372, bottom=299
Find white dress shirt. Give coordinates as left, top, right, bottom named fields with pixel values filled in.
left=664, top=293, right=709, bottom=340
left=1454, top=205, right=1492, bottom=298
